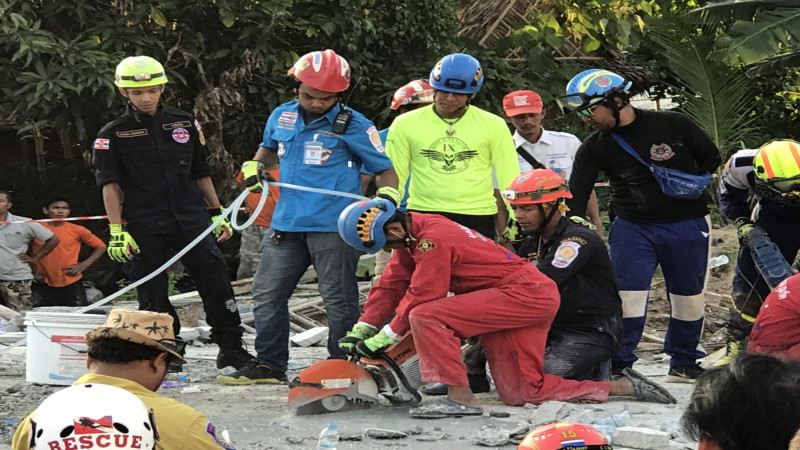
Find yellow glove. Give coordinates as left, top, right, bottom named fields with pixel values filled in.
left=208, top=207, right=233, bottom=240
left=107, top=224, right=140, bottom=262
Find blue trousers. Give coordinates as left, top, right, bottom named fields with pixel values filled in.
left=609, top=217, right=710, bottom=368
left=251, top=230, right=362, bottom=370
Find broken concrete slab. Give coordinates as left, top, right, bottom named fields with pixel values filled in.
left=613, top=426, right=671, bottom=449
left=289, top=326, right=328, bottom=347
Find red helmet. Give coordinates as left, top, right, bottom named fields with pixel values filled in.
left=519, top=422, right=612, bottom=450
left=390, top=79, right=434, bottom=110
left=503, top=169, right=572, bottom=205
left=288, top=49, right=351, bottom=92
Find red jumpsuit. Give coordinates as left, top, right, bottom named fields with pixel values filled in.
left=360, top=213, right=611, bottom=405
left=747, top=273, right=800, bottom=361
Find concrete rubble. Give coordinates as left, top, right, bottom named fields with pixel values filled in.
left=0, top=269, right=707, bottom=449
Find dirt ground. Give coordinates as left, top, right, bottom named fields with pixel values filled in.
left=0, top=225, right=740, bottom=449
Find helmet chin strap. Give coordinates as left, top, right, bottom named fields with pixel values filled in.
left=527, top=203, right=560, bottom=239
left=604, top=94, right=630, bottom=129
left=384, top=213, right=415, bottom=247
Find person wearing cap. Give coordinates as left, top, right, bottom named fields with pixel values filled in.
left=555, top=69, right=721, bottom=383
left=92, top=56, right=253, bottom=372
left=221, top=49, right=398, bottom=385
left=504, top=169, right=623, bottom=381
left=502, top=90, right=603, bottom=234
left=12, top=309, right=236, bottom=450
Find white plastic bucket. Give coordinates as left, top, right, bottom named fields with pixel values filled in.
left=25, top=312, right=108, bottom=385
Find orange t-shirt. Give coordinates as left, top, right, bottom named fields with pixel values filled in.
left=31, top=222, right=106, bottom=287
left=235, top=168, right=280, bottom=228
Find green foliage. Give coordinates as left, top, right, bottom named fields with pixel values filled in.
left=646, top=17, right=757, bottom=157
left=696, top=1, right=800, bottom=68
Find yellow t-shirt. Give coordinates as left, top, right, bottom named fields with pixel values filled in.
left=12, top=373, right=235, bottom=450
left=385, top=104, right=519, bottom=215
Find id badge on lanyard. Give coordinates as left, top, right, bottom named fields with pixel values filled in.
left=303, top=134, right=324, bottom=165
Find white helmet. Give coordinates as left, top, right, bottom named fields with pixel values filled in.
left=27, top=384, right=158, bottom=449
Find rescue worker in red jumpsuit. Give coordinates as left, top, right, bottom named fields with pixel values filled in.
left=336, top=199, right=675, bottom=417
left=747, top=273, right=800, bottom=361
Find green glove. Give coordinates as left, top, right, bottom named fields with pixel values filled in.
left=375, top=186, right=401, bottom=207
left=241, top=160, right=266, bottom=193
left=338, top=323, right=376, bottom=355
left=107, top=224, right=140, bottom=262
left=736, top=217, right=761, bottom=246
left=208, top=207, right=233, bottom=239
left=355, top=330, right=397, bottom=358
left=497, top=219, right=520, bottom=246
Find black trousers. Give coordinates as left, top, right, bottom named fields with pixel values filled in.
left=129, top=227, right=242, bottom=334
left=32, top=280, right=88, bottom=307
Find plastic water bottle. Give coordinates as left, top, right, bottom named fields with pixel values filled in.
left=592, top=411, right=631, bottom=443
left=317, top=423, right=338, bottom=449
left=708, top=255, right=729, bottom=269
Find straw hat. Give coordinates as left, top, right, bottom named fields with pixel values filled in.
left=85, top=309, right=186, bottom=364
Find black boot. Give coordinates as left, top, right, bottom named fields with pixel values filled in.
left=212, top=326, right=255, bottom=370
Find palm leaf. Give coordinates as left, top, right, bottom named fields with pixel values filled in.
left=647, top=19, right=756, bottom=156
left=694, top=1, right=800, bottom=66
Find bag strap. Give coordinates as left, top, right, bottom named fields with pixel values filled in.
left=515, top=144, right=546, bottom=170
left=610, top=133, right=650, bottom=168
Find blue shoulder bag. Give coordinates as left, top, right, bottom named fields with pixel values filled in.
left=611, top=133, right=711, bottom=200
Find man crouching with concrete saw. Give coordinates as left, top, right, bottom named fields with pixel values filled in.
left=336, top=198, right=675, bottom=418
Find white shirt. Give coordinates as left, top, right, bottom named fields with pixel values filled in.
left=513, top=128, right=582, bottom=180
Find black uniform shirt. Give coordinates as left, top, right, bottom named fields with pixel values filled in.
left=94, top=105, right=212, bottom=234
left=516, top=217, right=622, bottom=331
left=567, top=109, right=721, bottom=224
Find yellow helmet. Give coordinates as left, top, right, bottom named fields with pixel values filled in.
left=115, top=56, right=168, bottom=88
left=753, top=139, right=800, bottom=198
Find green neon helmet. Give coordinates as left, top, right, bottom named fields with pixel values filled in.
left=114, top=56, right=168, bottom=88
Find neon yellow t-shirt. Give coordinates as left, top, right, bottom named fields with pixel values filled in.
left=385, top=104, right=519, bottom=215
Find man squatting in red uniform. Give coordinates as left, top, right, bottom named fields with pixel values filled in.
left=336, top=198, right=675, bottom=417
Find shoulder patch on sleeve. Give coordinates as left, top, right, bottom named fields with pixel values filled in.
left=367, top=126, right=385, bottom=153
left=552, top=241, right=581, bottom=268
left=93, top=138, right=110, bottom=150
left=416, top=239, right=436, bottom=253
left=194, top=120, right=207, bottom=146
left=205, top=422, right=235, bottom=449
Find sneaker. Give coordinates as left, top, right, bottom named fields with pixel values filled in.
left=216, top=360, right=287, bottom=385
left=713, top=338, right=744, bottom=367
left=664, top=364, right=704, bottom=384
left=216, top=346, right=255, bottom=371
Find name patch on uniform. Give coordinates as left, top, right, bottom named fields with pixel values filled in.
left=552, top=241, right=581, bottom=268
left=367, top=126, right=385, bottom=153
left=93, top=138, right=109, bottom=150
left=172, top=127, right=190, bottom=144
left=161, top=120, right=192, bottom=130
left=115, top=129, right=148, bottom=138
left=563, top=236, right=587, bottom=245
left=205, top=422, right=235, bottom=450
left=194, top=120, right=207, bottom=146
left=417, top=239, right=436, bottom=253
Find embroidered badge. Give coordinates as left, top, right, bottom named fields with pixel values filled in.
left=172, top=127, right=190, bottom=144
left=650, top=143, right=675, bottom=161
left=92, top=138, right=110, bottom=150
left=417, top=239, right=436, bottom=253
left=551, top=241, right=581, bottom=268
left=205, top=422, right=235, bottom=450
left=320, top=149, right=332, bottom=164
left=277, top=142, right=286, bottom=157
left=367, top=126, right=385, bottom=153
left=278, top=111, right=298, bottom=125
left=194, top=120, right=206, bottom=146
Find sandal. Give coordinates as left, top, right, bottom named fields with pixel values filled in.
left=409, top=397, right=484, bottom=419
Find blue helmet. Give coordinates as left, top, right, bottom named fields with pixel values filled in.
left=429, top=53, right=484, bottom=94
left=337, top=199, right=396, bottom=254
left=556, top=69, right=632, bottom=114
